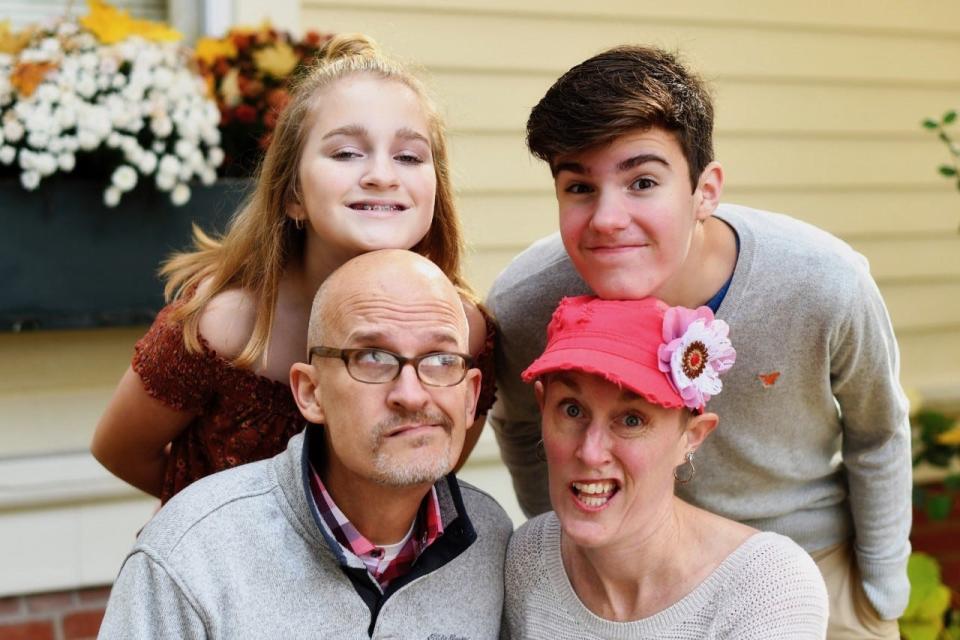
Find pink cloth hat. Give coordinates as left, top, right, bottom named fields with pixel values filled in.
left=521, top=296, right=736, bottom=412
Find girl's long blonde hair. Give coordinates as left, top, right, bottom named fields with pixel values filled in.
left=161, top=34, right=470, bottom=368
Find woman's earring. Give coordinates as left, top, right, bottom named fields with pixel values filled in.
left=674, top=450, right=696, bottom=484
left=535, top=439, right=546, bottom=462
left=294, top=217, right=304, bottom=231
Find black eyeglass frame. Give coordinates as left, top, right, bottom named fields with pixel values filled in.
left=308, top=346, right=474, bottom=387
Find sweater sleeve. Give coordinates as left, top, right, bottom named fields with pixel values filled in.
left=99, top=551, right=207, bottom=639
left=717, top=536, right=829, bottom=639
left=486, top=293, right=552, bottom=518
left=830, top=265, right=912, bottom=619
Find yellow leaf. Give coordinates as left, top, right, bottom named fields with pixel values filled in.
left=0, top=20, right=34, bottom=55
left=936, top=421, right=960, bottom=446
left=195, top=37, right=236, bottom=65
left=252, top=41, right=298, bottom=79
left=80, top=0, right=181, bottom=45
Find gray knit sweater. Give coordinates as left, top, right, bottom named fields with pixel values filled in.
left=503, top=513, right=828, bottom=639
left=486, top=204, right=911, bottom=619
left=98, top=429, right=514, bottom=639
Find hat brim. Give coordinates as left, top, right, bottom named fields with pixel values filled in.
left=522, top=346, right=684, bottom=410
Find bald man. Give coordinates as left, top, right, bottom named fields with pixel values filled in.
left=99, top=250, right=513, bottom=640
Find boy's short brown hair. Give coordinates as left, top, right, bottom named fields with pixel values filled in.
left=526, top=45, right=714, bottom=190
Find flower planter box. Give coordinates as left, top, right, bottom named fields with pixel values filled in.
left=0, top=177, right=252, bottom=331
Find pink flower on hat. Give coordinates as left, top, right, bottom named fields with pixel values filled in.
left=657, top=306, right=736, bottom=411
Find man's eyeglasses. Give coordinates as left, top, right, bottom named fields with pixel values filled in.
left=309, top=347, right=473, bottom=387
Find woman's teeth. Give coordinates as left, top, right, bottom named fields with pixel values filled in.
left=571, top=481, right=617, bottom=508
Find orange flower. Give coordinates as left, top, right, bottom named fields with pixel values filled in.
left=11, top=61, right=57, bottom=97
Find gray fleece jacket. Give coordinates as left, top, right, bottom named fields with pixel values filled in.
left=98, top=428, right=513, bottom=639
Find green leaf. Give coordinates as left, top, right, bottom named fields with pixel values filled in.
left=945, top=473, right=960, bottom=491
left=899, top=620, right=943, bottom=640
left=944, top=110, right=958, bottom=124
left=925, top=494, right=954, bottom=520
left=923, top=118, right=940, bottom=129
left=939, top=165, right=958, bottom=177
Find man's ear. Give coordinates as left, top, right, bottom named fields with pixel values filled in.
left=534, top=380, right=546, bottom=411
left=694, top=161, right=724, bottom=221
left=290, top=362, right=324, bottom=424
left=463, top=368, right=482, bottom=428
left=683, top=411, right=719, bottom=453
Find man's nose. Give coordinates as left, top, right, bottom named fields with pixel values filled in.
left=386, top=363, right=431, bottom=411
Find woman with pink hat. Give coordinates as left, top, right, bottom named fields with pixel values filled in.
left=502, top=296, right=828, bottom=639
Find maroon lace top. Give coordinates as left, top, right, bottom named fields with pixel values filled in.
left=133, top=301, right=498, bottom=504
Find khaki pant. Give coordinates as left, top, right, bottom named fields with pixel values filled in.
left=811, top=541, right=901, bottom=640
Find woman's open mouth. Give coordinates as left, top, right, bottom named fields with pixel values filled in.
left=570, top=480, right=619, bottom=509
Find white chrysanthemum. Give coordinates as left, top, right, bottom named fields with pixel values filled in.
left=170, top=183, right=190, bottom=206
left=106, top=132, right=122, bottom=148
left=18, top=148, right=34, bottom=170
left=76, top=73, right=97, bottom=99
left=200, top=166, right=216, bottom=186
left=111, top=165, right=138, bottom=192
left=58, top=152, right=75, bottom=172
left=103, top=186, right=122, bottom=207
left=26, top=131, right=50, bottom=150
left=3, top=119, right=24, bottom=143
left=174, top=138, right=195, bottom=160
left=0, top=145, right=15, bottom=165
left=137, top=151, right=158, bottom=175
left=155, top=171, right=176, bottom=191
left=150, top=116, right=173, bottom=138
left=20, top=170, right=40, bottom=190
left=77, top=129, right=99, bottom=151
left=208, top=147, right=224, bottom=168
left=157, top=154, right=180, bottom=177
left=35, top=153, right=57, bottom=176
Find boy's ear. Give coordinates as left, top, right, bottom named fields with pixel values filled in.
left=290, top=362, right=324, bottom=424
left=694, top=161, right=724, bottom=220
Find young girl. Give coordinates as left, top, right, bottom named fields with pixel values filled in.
left=91, top=34, right=495, bottom=503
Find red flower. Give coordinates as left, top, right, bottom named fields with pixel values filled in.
left=234, top=104, right=258, bottom=124
left=266, top=88, right=290, bottom=111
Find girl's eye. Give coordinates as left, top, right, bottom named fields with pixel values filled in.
left=559, top=401, right=583, bottom=419
left=629, top=177, right=656, bottom=190
left=395, top=152, right=424, bottom=164
left=331, top=150, right=362, bottom=160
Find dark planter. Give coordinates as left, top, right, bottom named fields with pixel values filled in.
left=0, top=177, right=253, bottom=331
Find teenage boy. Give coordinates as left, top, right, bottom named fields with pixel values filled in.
left=487, top=45, right=909, bottom=639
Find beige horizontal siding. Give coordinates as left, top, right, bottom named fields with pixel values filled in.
left=439, top=70, right=960, bottom=136
left=304, top=6, right=960, bottom=84
left=307, top=0, right=960, bottom=36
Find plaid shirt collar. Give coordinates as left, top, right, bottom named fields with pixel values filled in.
left=308, top=461, right=444, bottom=590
